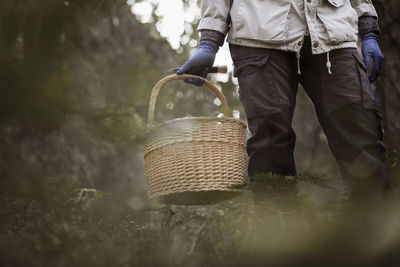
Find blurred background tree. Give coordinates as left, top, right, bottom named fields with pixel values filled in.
left=374, top=0, right=400, bottom=154
left=0, top=0, right=212, bottom=201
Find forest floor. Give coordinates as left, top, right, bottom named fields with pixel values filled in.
left=1, top=173, right=400, bottom=267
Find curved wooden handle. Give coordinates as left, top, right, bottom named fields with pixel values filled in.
left=147, top=74, right=230, bottom=123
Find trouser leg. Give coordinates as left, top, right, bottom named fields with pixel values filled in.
left=230, top=45, right=298, bottom=176
left=299, top=41, right=391, bottom=193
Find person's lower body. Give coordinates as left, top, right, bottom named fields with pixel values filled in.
left=230, top=46, right=298, bottom=177
left=230, top=39, right=391, bottom=196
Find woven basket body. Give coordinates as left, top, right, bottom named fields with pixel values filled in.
left=144, top=74, right=247, bottom=205
left=144, top=117, right=247, bottom=204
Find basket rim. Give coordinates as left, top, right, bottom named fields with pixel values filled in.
left=143, top=116, right=247, bottom=156
left=146, top=116, right=246, bottom=132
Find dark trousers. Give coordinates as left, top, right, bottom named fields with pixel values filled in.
left=230, top=37, right=391, bottom=191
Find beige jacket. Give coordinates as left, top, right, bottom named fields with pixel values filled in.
left=198, top=0, right=378, bottom=54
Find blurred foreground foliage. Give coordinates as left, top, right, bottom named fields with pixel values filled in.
left=1, top=172, right=400, bottom=267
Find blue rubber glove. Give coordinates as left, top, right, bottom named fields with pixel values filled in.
left=176, top=40, right=219, bottom=86
left=361, top=32, right=384, bottom=83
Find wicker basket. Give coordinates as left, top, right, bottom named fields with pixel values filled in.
left=143, top=74, right=247, bottom=205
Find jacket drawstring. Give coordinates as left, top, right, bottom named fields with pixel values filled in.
left=297, top=51, right=332, bottom=75
left=296, top=52, right=301, bottom=75
left=326, top=52, right=332, bottom=75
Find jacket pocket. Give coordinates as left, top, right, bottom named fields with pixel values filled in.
left=322, top=52, right=362, bottom=115
left=317, top=0, right=358, bottom=43
left=232, top=0, right=292, bottom=43
left=233, top=54, right=281, bottom=119
left=322, top=50, right=379, bottom=115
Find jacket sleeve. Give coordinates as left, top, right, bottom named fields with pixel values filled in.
left=351, top=0, right=380, bottom=37
left=350, top=0, right=378, bottom=17
left=197, top=0, right=233, bottom=35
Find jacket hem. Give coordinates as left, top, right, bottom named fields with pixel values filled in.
left=227, top=37, right=357, bottom=55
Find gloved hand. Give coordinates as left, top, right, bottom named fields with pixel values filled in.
left=361, top=32, right=384, bottom=83
left=176, top=40, right=219, bottom=86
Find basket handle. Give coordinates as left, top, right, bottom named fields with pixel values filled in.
left=147, top=74, right=230, bottom=123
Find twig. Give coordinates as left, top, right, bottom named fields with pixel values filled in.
left=268, top=207, right=288, bottom=234
left=187, top=221, right=207, bottom=256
